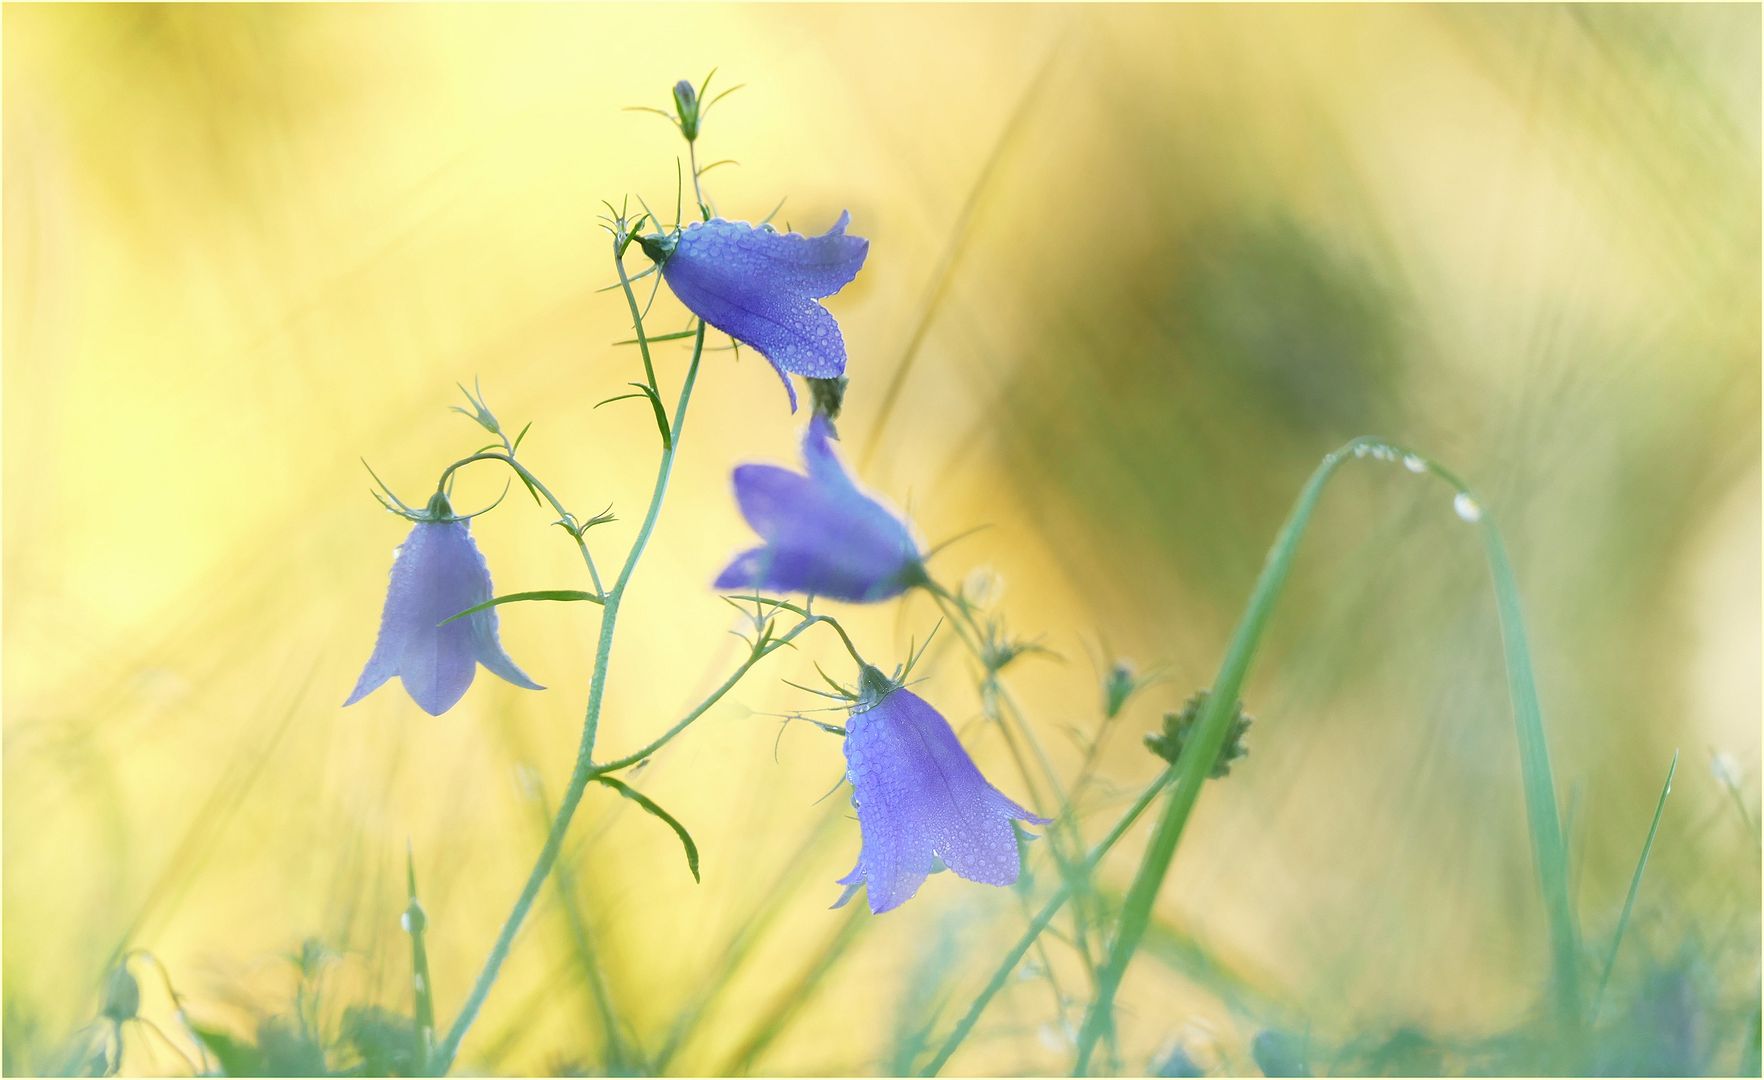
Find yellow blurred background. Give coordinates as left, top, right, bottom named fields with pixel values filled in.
left=4, top=4, right=1758, bottom=1076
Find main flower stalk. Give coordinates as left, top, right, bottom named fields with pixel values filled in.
left=432, top=313, right=707, bottom=1075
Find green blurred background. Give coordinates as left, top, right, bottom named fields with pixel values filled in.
left=4, top=3, right=1758, bottom=1075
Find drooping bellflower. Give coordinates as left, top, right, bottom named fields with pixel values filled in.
left=834, top=669, right=1050, bottom=914
left=346, top=494, right=542, bottom=716
left=640, top=212, right=868, bottom=410
left=715, top=414, right=923, bottom=602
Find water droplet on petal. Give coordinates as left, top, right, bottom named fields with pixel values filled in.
left=1453, top=493, right=1482, bottom=523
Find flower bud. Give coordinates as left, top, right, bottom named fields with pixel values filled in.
left=101, top=963, right=140, bottom=1023
left=1104, top=660, right=1140, bottom=718
left=672, top=79, right=700, bottom=141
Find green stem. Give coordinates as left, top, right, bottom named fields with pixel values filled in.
left=590, top=614, right=828, bottom=776
left=923, top=581, right=1103, bottom=998
left=917, top=768, right=1176, bottom=1076
left=1071, top=438, right=1583, bottom=1072
left=720, top=595, right=870, bottom=670
left=614, top=251, right=660, bottom=394
left=432, top=322, right=706, bottom=1075
left=688, top=140, right=711, bottom=221
left=404, top=847, right=435, bottom=1074
left=436, top=451, right=605, bottom=598
left=1592, top=751, right=1678, bottom=1022
left=1478, top=502, right=1585, bottom=1046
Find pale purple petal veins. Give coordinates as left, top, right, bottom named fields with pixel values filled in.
left=397, top=624, right=479, bottom=717
left=346, top=519, right=543, bottom=714
left=658, top=213, right=868, bottom=403
left=731, top=465, right=819, bottom=541
left=675, top=212, right=868, bottom=298
left=801, top=414, right=858, bottom=493
left=714, top=543, right=913, bottom=603
left=663, top=265, right=849, bottom=380
left=470, top=610, right=544, bottom=691
left=343, top=648, right=397, bottom=707
left=837, top=687, right=1046, bottom=913
left=715, top=420, right=923, bottom=604
left=829, top=861, right=865, bottom=910
left=712, top=546, right=770, bottom=593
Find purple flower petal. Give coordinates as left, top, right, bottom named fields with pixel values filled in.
left=715, top=421, right=922, bottom=603
left=730, top=464, right=818, bottom=542
left=714, top=544, right=907, bottom=603
left=346, top=518, right=542, bottom=716
left=837, top=685, right=1048, bottom=914
left=677, top=211, right=867, bottom=298
left=657, top=213, right=868, bottom=407
left=471, top=610, right=545, bottom=692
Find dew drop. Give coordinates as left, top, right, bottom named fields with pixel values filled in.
left=1403, top=454, right=1426, bottom=474
left=400, top=912, right=412, bottom=932
left=1453, top=493, right=1483, bottom=523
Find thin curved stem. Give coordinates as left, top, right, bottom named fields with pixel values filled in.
left=720, top=595, right=870, bottom=671
left=435, top=451, right=605, bottom=597
left=614, top=252, right=660, bottom=394
left=917, top=768, right=1175, bottom=1076
left=590, top=614, right=828, bottom=776
left=433, top=321, right=708, bottom=1075
left=921, top=579, right=1102, bottom=985
left=688, top=140, right=711, bottom=221
left=1070, top=437, right=1583, bottom=1073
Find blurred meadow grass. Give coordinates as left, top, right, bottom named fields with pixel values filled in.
left=3, top=3, right=1759, bottom=1076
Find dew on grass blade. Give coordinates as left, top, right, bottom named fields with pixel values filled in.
left=1404, top=453, right=1426, bottom=474
left=1453, top=492, right=1483, bottom=523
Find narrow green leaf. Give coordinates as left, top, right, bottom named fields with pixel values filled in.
left=404, top=843, right=435, bottom=1072
left=439, top=590, right=603, bottom=626
left=614, top=329, right=700, bottom=345
left=596, top=265, right=656, bottom=293
left=1593, top=749, right=1678, bottom=1020
left=705, top=84, right=745, bottom=111
left=628, top=381, right=672, bottom=449
left=593, top=776, right=700, bottom=882
left=593, top=383, right=672, bottom=449
left=1071, top=439, right=1586, bottom=1073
